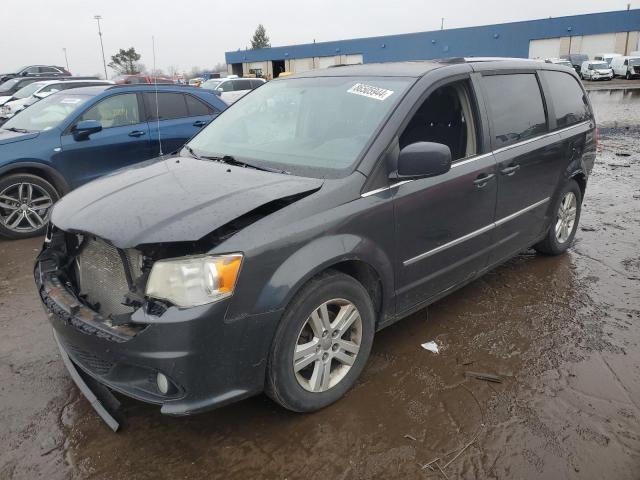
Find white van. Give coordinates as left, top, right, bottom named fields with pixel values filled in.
left=611, top=56, right=640, bottom=79
left=593, top=53, right=621, bottom=65
left=580, top=61, right=613, bottom=81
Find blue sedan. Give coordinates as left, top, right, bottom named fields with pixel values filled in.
left=0, top=84, right=226, bottom=238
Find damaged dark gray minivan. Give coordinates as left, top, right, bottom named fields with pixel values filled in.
left=36, top=59, right=596, bottom=428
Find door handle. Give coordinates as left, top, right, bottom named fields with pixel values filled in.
left=500, top=164, right=520, bottom=176
left=128, top=130, right=146, bottom=137
left=193, top=120, right=207, bottom=127
left=473, top=173, right=495, bottom=188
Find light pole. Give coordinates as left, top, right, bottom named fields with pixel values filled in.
left=441, top=18, right=444, bottom=30
left=94, top=15, right=108, bottom=79
left=62, top=48, right=69, bottom=71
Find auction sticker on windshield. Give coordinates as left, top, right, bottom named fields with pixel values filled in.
left=347, top=83, right=394, bottom=101
left=60, top=98, right=82, bottom=104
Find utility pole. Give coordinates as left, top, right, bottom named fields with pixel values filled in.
left=94, top=15, right=108, bottom=79
left=62, top=48, right=69, bottom=71
left=441, top=18, right=444, bottom=30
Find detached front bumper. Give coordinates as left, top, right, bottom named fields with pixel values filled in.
left=36, top=263, right=283, bottom=418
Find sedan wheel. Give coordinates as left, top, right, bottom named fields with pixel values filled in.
left=0, top=174, right=58, bottom=239
left=293, top=299, right=362, bottom=393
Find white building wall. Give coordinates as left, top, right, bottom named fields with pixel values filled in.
left=529, top=32, right=640, bottom=59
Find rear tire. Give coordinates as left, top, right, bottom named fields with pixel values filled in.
left=266, top=270, right=375, bottom=412
left=0, top=173, right=59, bottom=240
left=534, top=179, right=582, bottom=256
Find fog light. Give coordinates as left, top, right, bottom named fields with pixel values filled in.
left=156, top=372, right=170, bottom=395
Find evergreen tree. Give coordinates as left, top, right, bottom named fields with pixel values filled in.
left=250, top=25, right=271, bottom=49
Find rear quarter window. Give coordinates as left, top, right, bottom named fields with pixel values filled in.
left=481, top=73, right=547, bottom=149
left=540, top=70, right=591, bottom=129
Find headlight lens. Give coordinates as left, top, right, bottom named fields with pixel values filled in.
left=145, top=254, right=243, bottom=308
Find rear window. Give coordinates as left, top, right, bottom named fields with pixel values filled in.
left=481, top=73, right=547, bottom=148
left=185, top=94, right=215, bottom=116
left=540, top=71, right=590, bottom=129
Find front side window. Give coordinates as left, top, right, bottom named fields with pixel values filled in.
left=482, top=73, right=547, bottom=149
left=143, top=92, right=189, bottom=121
left=25, top=67, right=39, bottom=74
left=219, top=81, right=233, bottom=92
left=400, top=80, right=478, bottom=161
left=3, top=94, right=92, bottom=131
left=188, top=76, right=412, bottom=177
left=79, top=93, right=140, bottom=128
left=540, top=70, right=590, bottom=129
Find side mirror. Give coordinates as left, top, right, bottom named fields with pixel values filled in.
left=72, top=120, right=102, bottom=140
left=395, top=142, right=452, bottom=179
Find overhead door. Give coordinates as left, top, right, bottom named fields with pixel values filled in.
left=529, top=38, right=561, bottom=59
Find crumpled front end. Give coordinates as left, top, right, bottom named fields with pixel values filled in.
left=35, top=224, right=281, bottom=420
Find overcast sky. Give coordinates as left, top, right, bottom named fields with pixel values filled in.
left=0, top=0, right=634, bottom=77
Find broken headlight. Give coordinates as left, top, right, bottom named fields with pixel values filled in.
left=145, top=254, right=243, bottom=308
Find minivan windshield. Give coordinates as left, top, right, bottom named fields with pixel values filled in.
left=3, top=93, right=92, bottom=132
left=188, top=76, right=412, bottom=177
left=590, top=62, right=610, bottom=70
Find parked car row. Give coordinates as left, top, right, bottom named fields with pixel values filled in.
left=0, top=79, right=113, bottom=125
left=0, top=64, right=71, bottom=83
left=553, top=53, right=640, bottom=80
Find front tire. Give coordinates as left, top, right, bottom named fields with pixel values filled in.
left=534, top=179, right=582, bottom=255
left=266, top=270, right=375, bottom=412
left=626, top=71, right=632, bottom=80
left=0, top=173, right=58, bottom=240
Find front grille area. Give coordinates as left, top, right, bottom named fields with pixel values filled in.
left=63, top=341, right=115, bottom=375
left=75, top=236, right=143, bottom=319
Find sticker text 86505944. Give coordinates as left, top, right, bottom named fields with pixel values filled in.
left=347, top=83, right=394, bottom=101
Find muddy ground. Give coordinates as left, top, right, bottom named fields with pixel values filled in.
left=1, top=89, right=639, bottom=480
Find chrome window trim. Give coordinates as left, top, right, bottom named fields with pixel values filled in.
left=360, top=120, right=591, bottom=197
left=402, top=197, right=550, bottom=266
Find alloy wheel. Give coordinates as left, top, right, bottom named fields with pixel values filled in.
left=555, top=191, right=577, bottom=244
left=293, top=298, right=362, bottom=393
left=0, top=182, right=53, bottom=233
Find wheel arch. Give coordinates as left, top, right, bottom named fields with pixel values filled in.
left=253, top=234, right=394, bottom=328
left=0, top=161, right=69, bottom=195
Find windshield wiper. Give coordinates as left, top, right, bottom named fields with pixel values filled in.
left=203, top=154, right=290, bottom=175
left=182, top=144, right=202, bottom=160
left=4, top=127, right=30, bottom=133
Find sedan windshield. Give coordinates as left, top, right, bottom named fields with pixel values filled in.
left=3, top=93, right=92, bottom=132
left=13, top=82, right=47, bottom=99
left=188, top=76, right=413, bottom=177
left=0, top=78, right=22, bottom=93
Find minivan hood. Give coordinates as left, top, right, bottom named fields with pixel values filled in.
left=0, top=129, right=40, bottom=145
left=51, top=156, right=323, bottom=248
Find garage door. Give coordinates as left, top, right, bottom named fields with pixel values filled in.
left=529, top=38, right=561, bottom=59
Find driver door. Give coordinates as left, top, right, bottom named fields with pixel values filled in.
left=57, top=93, right=151, bottom=188
left=393, top=77, right=498, bottom=314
